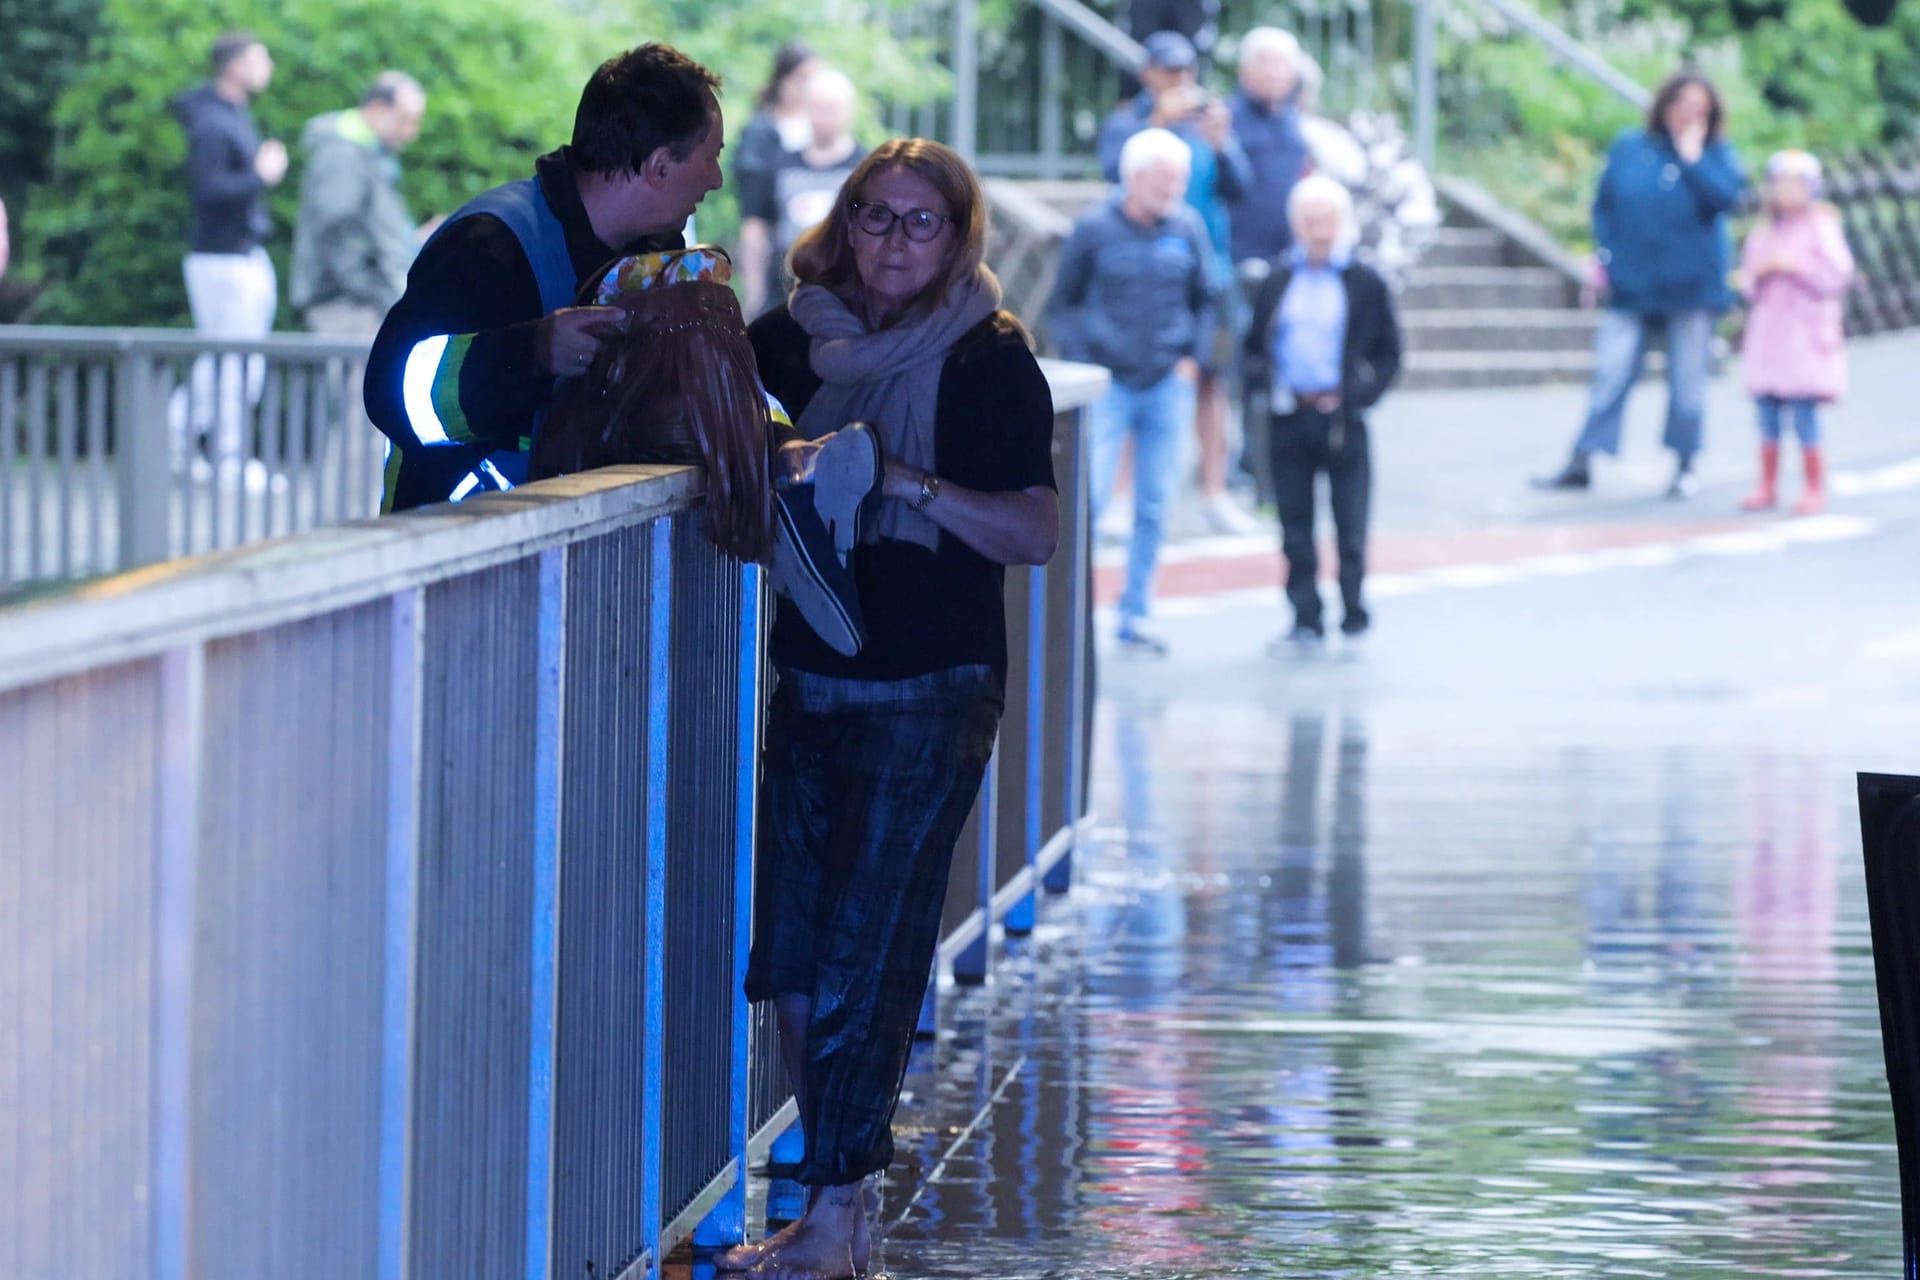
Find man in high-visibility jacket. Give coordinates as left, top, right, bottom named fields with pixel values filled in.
left=365, top=43, right=726, bottom=510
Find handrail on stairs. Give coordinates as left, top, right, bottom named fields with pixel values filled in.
left=1412, top=0, right=1649, bottom=167
left=1026, top=0, right=1147, bottom=70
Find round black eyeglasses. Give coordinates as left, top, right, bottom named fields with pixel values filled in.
left=849, top=201, right=955, bottom=243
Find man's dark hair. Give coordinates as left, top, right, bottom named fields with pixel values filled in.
left=571, top=44, right=721, bottom=175
left=209, top=30, right=261, bottom=78
left=363, top=70, right=424, bottom=108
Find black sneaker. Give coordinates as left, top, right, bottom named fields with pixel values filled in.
left=1666, top=465, right=1701, bottom=500
left=1532, top=454, right=1592, bottom=490
left=810, top=422, right=884, bottom=565
left=769, top=424, right=884, bottom=658
left=1269, top=625, right=1326, bottom=656
left=773, top=485, right=865, bottom=655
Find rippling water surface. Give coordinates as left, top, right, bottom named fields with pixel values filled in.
left=852, top=697, right=1900, bottom=1278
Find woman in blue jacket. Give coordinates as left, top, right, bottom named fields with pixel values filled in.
left=1537, top=70, right=1746, bottom=499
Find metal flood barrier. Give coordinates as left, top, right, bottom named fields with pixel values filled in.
left=0, top=327, right=385, bottom=590
left=0, top=359, right=1107, bottom=1277
left=1859, top=772, right=1920, bottom=1277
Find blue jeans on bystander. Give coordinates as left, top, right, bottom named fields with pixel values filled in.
left=1573, top=308, right=1715, bottom=462
left=1089, top=370, right=1195, bottom=627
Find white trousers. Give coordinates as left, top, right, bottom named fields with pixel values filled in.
left=172, top=249, right=277, bottom=466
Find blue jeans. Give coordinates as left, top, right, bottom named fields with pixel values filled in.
left=1574, top=309, right=1714, bottom=462
left=1090, top=371, right=1194, bottom=625
left=1757, top=396, right=1821, bottom=447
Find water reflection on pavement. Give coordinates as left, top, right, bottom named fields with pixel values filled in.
left=842, top=690, right=1898, bottom=1278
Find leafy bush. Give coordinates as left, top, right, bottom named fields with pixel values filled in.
left=15, top=0, right=944, bottom=327
left=1431, top=0, right=1919, bottom=249
left=24, top=0, right=605, bottom=327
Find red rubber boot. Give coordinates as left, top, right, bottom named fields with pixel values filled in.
left=1793, top=445, right=1827, bottom=517
left=1740, top=443, right=1781, bottom=512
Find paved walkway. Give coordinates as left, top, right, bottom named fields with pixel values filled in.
left=1101, top=330, right=1920, bottom=611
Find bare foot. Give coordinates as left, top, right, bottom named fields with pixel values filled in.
left=712, top=1184, right=875, bottom=1276
left=746, top=1184, right=870, bottom=1279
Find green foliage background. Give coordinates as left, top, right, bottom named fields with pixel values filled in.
left=1434, top=0, right=1920, bottom=247
left=7, top=0, right=943, bottom=326
left=2, top=0, right=1913, bottom=320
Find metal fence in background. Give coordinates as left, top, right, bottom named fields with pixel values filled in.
left=1823, top=146, right=1920, bottom=336
left=0, top=327, right=382, bottom=591
left=876, top=0, right=1383, bottom=180
left=1, top=359, right=1107, bottom=1279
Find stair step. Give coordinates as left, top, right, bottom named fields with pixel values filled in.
left=1403, top=267, right=1576, bottom=310
left=1419, top=227, right=1511, bottom=269
left=1404, top=309, right=1600, bottom=353
left=1399, top=348, right=1669, bottom=390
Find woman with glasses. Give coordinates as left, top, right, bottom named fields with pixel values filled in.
left=720, top=138, right=1059, bottom=1279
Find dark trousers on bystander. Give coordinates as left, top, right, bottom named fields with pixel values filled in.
left=1270, top=406, right=1372, bottom=634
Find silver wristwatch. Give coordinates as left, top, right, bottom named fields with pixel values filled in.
left=910, top=472, right=942, bottom=512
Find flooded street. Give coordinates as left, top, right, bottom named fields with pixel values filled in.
left=696, top=361, right=1920, bottom=1278
left=873, top=700, right=1896, bottom=1277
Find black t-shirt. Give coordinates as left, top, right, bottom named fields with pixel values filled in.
left=748, top=305, right=1058, bottom=682
left=747, top=144, right=867, bottom=260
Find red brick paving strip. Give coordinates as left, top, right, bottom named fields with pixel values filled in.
left=1095, top=519, right=1763, bottom=605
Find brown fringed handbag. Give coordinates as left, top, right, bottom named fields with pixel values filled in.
left=534, top=247, right=777, bottom=565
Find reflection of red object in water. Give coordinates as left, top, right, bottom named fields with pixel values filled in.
left=1080, top=1013, right=1222, bottom=1266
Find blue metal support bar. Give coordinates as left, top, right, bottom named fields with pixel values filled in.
left=524, top=549, right=567, bottom=1280
left=640, top=522, right=675, bottom=1279
left=379, top=589, right=424, bottom=1280
left=693, top=565, right=767, bottom=1250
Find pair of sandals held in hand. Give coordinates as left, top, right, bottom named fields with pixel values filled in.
left=535, top=245, right=882, bottom=656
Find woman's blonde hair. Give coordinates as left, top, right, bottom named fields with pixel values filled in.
left=787, top=137, right=989, bottom=319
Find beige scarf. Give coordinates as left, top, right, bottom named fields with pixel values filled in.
left=789, top=266, right=1002, bottom=550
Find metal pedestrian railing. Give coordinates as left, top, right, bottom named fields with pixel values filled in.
left=1, top=358, right=1107, bottom=1279
left=0, top=327, right=384, bottom=592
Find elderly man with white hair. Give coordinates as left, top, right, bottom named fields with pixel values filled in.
left=1049, top=127, right=1219, bottom=657
left=1228, top=26, right=1310, bottom=265
left=1243, top=174, right=1402, bottom=653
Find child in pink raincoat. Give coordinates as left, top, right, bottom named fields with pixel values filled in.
left=1738, top=150, right=1855, bottom=515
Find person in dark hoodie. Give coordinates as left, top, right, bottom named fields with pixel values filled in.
left=172, top=31, right=284, bottom=331
left=363, top=44, right=726, bottom=511
left=169, top=31, right=286, bottom=483
left=291, top=71, right=429, bottom=336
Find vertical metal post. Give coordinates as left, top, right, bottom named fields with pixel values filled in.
left=693, top=564, right=765, bottom=1250
left=117, top=350, right=171, bottom=570
left=151, top=643, right=205, bottom=1280
left=1413, top=0, right=1437, bottom=170
left=1047, top=409, right=1092, bottom=895
left=1040, top=13, right=1065, bottom=180
left=952, top=0, right=980, bottom=160
left=952, top=758, right=999, bottom=986
left=380, top=589, right=425, bottom=1280
left=1005, top=566, right=1048, bottom=936
left=640, top=522, right=675, bottom=1279
left=525, top=548, right=567, bottom=1280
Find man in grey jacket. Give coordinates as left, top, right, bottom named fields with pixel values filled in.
left=1048, top=126, right=1218, bottom=657
left=290, top=72, right=428, bottom=335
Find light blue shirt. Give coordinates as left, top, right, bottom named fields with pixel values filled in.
left=1273, top=245, right=1351, bottom=402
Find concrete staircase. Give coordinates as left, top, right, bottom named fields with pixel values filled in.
left=988, top=175, right=1612, bottom=392
left=1397, top=179, right=1599, bottom=391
